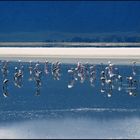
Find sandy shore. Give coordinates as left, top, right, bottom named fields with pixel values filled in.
left=0, top=47, right=140, bottom=65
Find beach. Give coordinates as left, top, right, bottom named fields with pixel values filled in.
left=0, top=47, right=140, bottom=64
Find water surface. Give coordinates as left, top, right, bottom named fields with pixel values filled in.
left=0, top=60, right=140, bottom=138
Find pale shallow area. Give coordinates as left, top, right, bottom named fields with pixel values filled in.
left=0, top=114, right=140, bottom=139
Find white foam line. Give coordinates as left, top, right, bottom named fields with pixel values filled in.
left=0, top=42, right=140, bottom=46
left=0, top=108, right=139, bottom=114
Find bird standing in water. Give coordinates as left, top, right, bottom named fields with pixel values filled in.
left=44, top=60, right=49, bottom=75
left=51, top=61, right=61, bottom=80
left=67, top=68, right=77, bottom=88
left=13, top=60, right=24, bottom=88
left=89, top=65, right=96, bottom=87
left=1, top=61, right=9, bottom=97
left=28, top=61, right=34, bottom=81
left=33, top=62, right=42, bottom=96
left=132, top=61, right=137, bottom=76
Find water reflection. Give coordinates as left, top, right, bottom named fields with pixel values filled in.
left=2, top=79, right=9, bottom=97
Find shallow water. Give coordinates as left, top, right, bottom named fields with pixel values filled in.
left=0, top=60, right=140, bottom=138
left=1, top=109, right=140, bottom=139
left=0, top=114, right=140, bottom=139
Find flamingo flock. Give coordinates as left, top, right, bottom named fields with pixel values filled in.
left=0, top=60, right=139, bottom=98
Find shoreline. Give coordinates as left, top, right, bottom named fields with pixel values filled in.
left=0, top=47, right=140, bottom=64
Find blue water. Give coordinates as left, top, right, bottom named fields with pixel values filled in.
left=0, top=61, right=140, bottom=138
left=0, top=1, right=140, bottom=42
left=0, top=61, right=140, bottom=111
